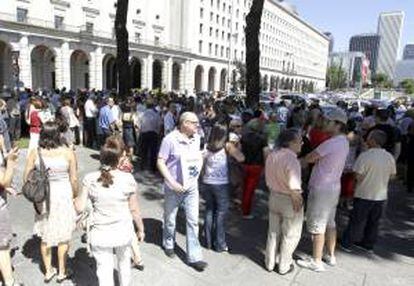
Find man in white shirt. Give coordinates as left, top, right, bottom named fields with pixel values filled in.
left=84, top=94, right=98, bottom=148
left=139, top=100, right=161, bottom=172
left=341, top=130, right=396, bottom=252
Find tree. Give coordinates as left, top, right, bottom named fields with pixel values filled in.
left=371, top=72, right=393, bottom=89
left=245, top=0, right=264, bottom=109
left=400, top=79, right=414, bottom=95
left=115, top=0, right=130, bottom=98
left=326, top=64, right=347, bottom=90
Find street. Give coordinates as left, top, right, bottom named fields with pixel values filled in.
left=6, top=147, right=414, bottom=286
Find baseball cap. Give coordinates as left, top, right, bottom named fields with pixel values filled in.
left=324, top=107, right=348, bottom=125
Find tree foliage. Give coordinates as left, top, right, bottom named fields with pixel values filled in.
left=400, top=78, right=414, bottom=95
left=326, top=64, right=347, bottom=90
left=115, top=0, right=130, bottom=98
left=371, top=73, right=393, bottom=89
left=245, top=0, right=264, bottom=109
left=233, top=61, right=246, bottom=91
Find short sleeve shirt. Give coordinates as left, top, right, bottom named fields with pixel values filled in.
left=353, top=148, right=396, bottom=201
left=158, top=130, right=201, bottom=188
left=82, top=170, right=136, bottom=247
left=309, top=135, right=349, bottom=191
left=265, top=148, right=301, bottom=195
left=98, top=105, right=115, bottom=131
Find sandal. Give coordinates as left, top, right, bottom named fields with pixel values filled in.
left=44, top=268, right=57, bottom=284
left=132, top=260, right=145, bottom=271
left=56, top=268, right=73, bottom=284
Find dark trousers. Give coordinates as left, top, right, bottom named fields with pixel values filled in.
left=84, top=117, right=96, bottom=148
left=140, top=131, right=159, bottom=171
left=201, top=183, right=230, bottom=251
left=342, top=198, right=384, bottom=249
left=8, top=116, right=21, bottom=142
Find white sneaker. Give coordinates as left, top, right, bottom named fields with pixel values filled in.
left=322, top=254, right=337, bottom=266
left=296, top=258, right=326, bottom=272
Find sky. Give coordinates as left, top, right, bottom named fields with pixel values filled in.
left=287, top=0, right=413, bottom=58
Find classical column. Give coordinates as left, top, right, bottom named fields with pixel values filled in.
left=179, top=62, right=185, bottom=93
left=202, top=66, right=209, bottom=92
left=90, top=46, right=103, bottom=90
left=183, top=60, right=193, bottom=93
left=143, top=54, right=153, bottom=90
left=18, top=35, right=31, bottom=89
left=55, top=41, right=71, bottom=89
left=165, top=57, right=173, bottom=91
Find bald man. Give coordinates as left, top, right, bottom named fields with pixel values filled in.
left=157, top=112, right=208, bottom=272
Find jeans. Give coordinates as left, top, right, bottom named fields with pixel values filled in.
left=140, top=131, right=159, bottom=171
left=163, top=186, right=203, bottom=263
left=201, top=183, right=230, bottom=251
left=265, top=192, right=303, bottom=273
left=8, top=116, right=21, bottom=142
left=92, top=245, right=131, bottom=286
left=84, top=117, right=96, bottom=147
left=342, top=198, right=384, bottom=249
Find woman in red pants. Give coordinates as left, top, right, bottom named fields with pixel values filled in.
left=241, top=118, right=267, bottom=219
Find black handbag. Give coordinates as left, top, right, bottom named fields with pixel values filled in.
left=22, top=148, right=50, bottom=214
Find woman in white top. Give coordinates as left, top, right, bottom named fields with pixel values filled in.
left=75, top=137, right=144, bottom=286
left=201, top=123, right=244, bottom=252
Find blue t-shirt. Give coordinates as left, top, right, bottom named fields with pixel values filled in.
left=98, top=105, right=115, bottom=131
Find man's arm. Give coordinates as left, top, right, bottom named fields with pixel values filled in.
left=157, top=158, right=184, bottom=192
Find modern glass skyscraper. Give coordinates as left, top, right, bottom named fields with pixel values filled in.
left=403, top=44, right=414, bottom=60
left=376, top=11, right=405, bottom=79
left=349, top=34, right=381, bottom=75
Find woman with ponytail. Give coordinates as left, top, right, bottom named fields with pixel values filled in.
left=75, top=136, right=144, bottom=286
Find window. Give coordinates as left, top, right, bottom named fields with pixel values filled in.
left=199, top=24, right=203, bottom=34
left=154, top=36, right=160, bottom=45
left=54, top=15, right=64, bottom=29
left=209, top=27, right=213, bottom=36
left=209, top=43, right=212, bottom=55
left=16, top=8, right=28, bottom=23
left=215, top=44, right=218, bottom=56
left=136, top=9, right=141, bottom=14
left=155, top=15, right=160, bottom=20
left=199, top=40, right=203, bottom=53
left=215, top=29, right=219, bottom=38
left=135, top=32, right=141, bottom=43
left=226, top=48, right=230, bottom=58
left=85, top=22, right=94, bottom=33
left=200, top=8, right=204, bottom=18
left=210, top=12, right=213, bottom=21
left=216, top=15, right=219, bottom=24
left=220, top=46, right=224, bottom=57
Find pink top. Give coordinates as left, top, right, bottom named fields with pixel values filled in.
left=265, top=148, right=302, bottom=195
left=309, top=135, right=349, bottom=192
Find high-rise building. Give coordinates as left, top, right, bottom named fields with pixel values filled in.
left=376, top=11, right=404, bottom=79
left=324, top=32, right=334, bottom=53
left=329, top=51, right=368, bottom=87
left=349, top=34, right=381, bottom=75
left=403, top=44, right=414, bottom=60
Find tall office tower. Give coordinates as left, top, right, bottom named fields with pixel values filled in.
left=403, top=44, right=414, bottom=60
left=324, top=32, right=334, bottom=53
left=349, top=34, right=381, bottom=75
left=376, top=11, right=404, bottom=79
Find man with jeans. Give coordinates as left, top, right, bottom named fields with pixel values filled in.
left=341, top=130, right=396, bottom=252
left=297, top=108, right=349, bottom=272
left=157, top=112, right=207, bottom=272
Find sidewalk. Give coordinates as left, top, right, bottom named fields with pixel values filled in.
left=7, top=147, right=414, bottom=286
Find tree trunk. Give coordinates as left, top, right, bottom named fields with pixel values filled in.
left=115, top=0, right=130, bottom=98
left=245, top=0, right=264, bottom=110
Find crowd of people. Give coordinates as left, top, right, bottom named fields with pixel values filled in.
left=0, top=87, right=413, bottom=285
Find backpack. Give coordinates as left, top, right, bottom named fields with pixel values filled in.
left=22, top=148, right=50, bottom=214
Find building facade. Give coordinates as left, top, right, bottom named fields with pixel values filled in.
left=0, top=0, right=329, bottom=93
left=403, top=44, right=414, bottom=60
left=329, top=51, right=368, bottom=87
left=376, top=11, right=404, bottom=80
left=349, top=33, right=381, bottom=76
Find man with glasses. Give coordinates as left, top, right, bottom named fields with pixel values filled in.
left=157, top=112, right=207, bottom=272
